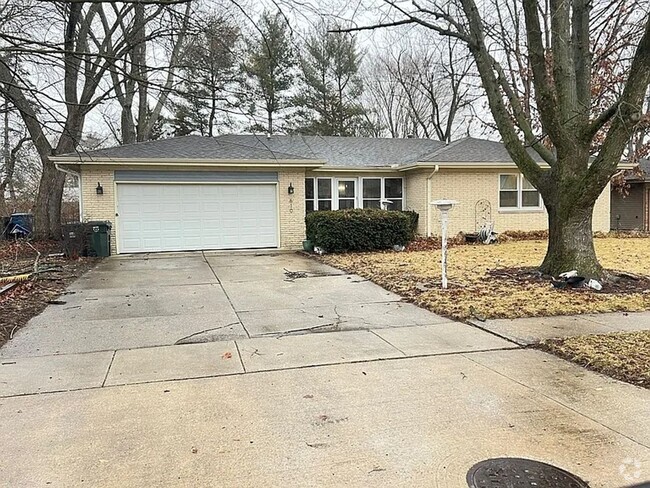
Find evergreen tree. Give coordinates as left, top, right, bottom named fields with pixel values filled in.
left=292, top=25, right=371, bottom=136
left=173, top=15, right=241, bottom=137
left=242, top=11, right=296, bottom=134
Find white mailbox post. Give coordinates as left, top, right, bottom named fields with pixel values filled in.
left=430, top=200, right=458, bottom=289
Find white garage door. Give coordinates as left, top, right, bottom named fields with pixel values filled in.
left=116, top=183, right=278, bottom=253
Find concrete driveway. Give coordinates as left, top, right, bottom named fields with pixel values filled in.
left=1, top=252, right=649, bottom=487
left=1, top=251, right=454, bottom=357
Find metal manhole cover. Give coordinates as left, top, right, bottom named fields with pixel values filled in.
left=467, top=458, right=589, bottom=488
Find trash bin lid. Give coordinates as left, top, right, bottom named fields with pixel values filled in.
left=87, top=220, right=112, bottom=228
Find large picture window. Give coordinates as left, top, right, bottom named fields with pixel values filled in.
left=499, top=174, right=541, bottom=209
left=362, top=178, right=403, bottom=210
left=306, top=177, right=403, bottom=213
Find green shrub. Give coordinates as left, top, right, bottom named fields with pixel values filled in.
left=401, top=210, right=420, bottom=239
left=305, top=209, right=414, bottom=253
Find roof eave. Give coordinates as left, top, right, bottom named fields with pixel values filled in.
left=399, top=161, right=552, bottom=171
left=51, top=157, right=325, bottom=168
left=311, top=166, right=402, bottom=173
left=401, top=161, right=634, bottom=171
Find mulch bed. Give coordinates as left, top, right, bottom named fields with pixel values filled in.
left=0, top=239, right=99, bottom=348
left=488, top=267, right=650, bottom=295
left=541, top=331, right=650, bottom=389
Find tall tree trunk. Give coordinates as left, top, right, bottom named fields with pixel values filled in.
left=267, top=109, right=273, bottom=135
left=1, top=106, right=9, bottom=216
left=121, top=105, right=136, bottom=144
left=34, top=159, right=65, bottom=239
left=540, top=196, right=603, bottom=279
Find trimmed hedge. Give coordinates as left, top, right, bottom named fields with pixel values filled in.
left=305, top=209, right=416, bottom=253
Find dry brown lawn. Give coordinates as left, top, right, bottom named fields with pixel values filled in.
left=543, top=331, right=650, bottom=388
left=321, top=238, right=650, bottom=320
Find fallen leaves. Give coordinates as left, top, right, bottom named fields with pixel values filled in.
left=321, top=238, right=650, bottom=320
left=542, top=331, right=650, bottom=388
left=0, top=240, right=98, bottom=347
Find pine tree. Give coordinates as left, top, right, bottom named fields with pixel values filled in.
left=173, top=15, right=241, bottom=137
left=292, top=25, right=372, bottom=136
left=242, top=11, right=296, bottom=134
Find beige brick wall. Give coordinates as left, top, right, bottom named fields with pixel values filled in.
left=278, top=168, right=306, bottom=249
left=406, top=168, right=611, bottom=236
left=80, top=166, right=117, bottom=254
left=403, top=170, right=431, bottom=235
left=79, top=165, right=307, bottom=253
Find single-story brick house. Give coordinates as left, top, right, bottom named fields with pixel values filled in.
left=53, top=134, right=612, bottom=254
left=610, top=159, right=650, bottom=231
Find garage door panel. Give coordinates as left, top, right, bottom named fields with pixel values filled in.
left=117, top=183, right=278, bottom=253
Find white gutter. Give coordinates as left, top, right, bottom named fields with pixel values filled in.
left=426, top=165, right=440, bottom=237
left=55, top=163, right=83, bottom=222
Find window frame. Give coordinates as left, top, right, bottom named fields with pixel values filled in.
left=498, top=173, right=542, bottom=211
left=336, top=178, right=357, bottom=210
left=361, top=177, right=404, bottom=211
left=306, top=176, right=404, bottom=213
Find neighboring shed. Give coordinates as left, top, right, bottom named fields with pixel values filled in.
left=610, top=159, right=650, bottom=231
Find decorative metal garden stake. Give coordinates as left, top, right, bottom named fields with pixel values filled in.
left=431, top=200, right=458, bottom=289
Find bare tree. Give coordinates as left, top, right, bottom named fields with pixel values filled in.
left=0, top=0, right=197, bottom=237
left=1, top=100, right=31, bottom=216
left=365, top=35, right=476, bottom=140
left=341, top=0, right=650, bottom=278
left=100, top=2, right=193, bottom=144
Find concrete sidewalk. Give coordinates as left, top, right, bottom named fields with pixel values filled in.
left=470, top=311, right=650, bottom=345
left=0, top=324, right=514, bottom=396
left=0, top=348, right=648, bottom=487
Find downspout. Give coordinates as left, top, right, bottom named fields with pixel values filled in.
left=55, top=163, right=83, bottom=222
left=426, top=165, right=440, bottom=237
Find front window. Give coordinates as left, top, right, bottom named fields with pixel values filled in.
left=499, top=174, right=541, bottom=209
left=305, top=178, right=315, bottom=213
left=317, top=178, right=332, bottom=210
left=306, top=177, right=403, bottom=213
left=384, top=178, right=403, bottom=210
left=362, top=178, right=381, bottom=208
left=362, top=178, right=403, bottom=210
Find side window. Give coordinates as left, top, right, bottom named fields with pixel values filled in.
left=499, top=174, right=518, bottom=208
left=521, top=177, right=541, bottom=207
left=499, top=174, right=541, bottom=209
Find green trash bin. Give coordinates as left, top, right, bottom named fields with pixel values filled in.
left=87, top=221, right=112, bottom=257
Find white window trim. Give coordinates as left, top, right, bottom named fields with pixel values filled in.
left=498, top=173, right=543, bottom=211
left=306, top=177, right=404, bottom=212
left=360, top=177, right=404, bottom=210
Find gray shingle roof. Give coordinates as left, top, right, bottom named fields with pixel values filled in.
left=60, top=133, right=543, bottom=168
left=63, top=135, right=313, bottom=161
left=420, top=137, right=545, bottom=163
left=217, top=134, right=445, bottom=167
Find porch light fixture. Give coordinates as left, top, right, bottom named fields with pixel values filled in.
left=288, top=182, right=294, bottom=195
left=96, top=182, right=104, bottom=195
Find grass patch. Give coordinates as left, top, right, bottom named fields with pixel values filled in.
left=320, top=238, right=650, bottom=320
left=542, top=331, right=650, bottom=388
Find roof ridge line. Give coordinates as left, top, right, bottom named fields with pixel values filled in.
left=416, top=137, right=468, bottom=161
left=215, top=134, right=316, bottom=161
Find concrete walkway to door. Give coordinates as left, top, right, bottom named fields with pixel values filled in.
left=1, top=252, right=649, bottom=487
